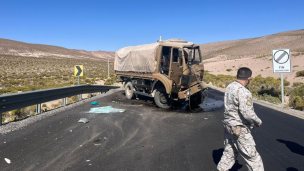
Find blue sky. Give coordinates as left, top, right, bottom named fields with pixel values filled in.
left=0, top=0, right=303, bottom=51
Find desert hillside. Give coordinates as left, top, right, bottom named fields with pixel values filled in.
left=200, top=29, right=304, bottom=60
left=0, top=38, right=114, bottom=61
left=204, top=55, right=304, bottom=86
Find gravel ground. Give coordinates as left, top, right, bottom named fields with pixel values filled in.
left=207, top=84, right=304, bottom=120
left=0, top=88, right=124, bottom=134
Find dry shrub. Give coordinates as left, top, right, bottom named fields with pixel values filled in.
left=289, top=85, right=304, bottom=110
left=296, top=70, right=304, bottom=77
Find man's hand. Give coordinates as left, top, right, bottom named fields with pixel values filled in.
left=256, top=122, right=262, bottom=127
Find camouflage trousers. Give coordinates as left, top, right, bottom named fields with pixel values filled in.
left=217, top=125, right=264, bottom=171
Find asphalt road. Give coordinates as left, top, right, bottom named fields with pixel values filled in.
left=0, top=88, right=304, bottom=171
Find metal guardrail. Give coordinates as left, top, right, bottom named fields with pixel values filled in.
left=0, top=85, right=119, bottom=125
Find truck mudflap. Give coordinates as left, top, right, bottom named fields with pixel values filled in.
left=178, top=83, right=203, bottom=100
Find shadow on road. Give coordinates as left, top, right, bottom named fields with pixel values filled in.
left=286, top=167, right=299, bottom=171
left=212, top=148, right=243, bottom=171
left=277, top=139, right=304, bottom=156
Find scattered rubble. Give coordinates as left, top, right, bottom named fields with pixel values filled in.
left=91, top=101, right=99, bottom=105
left=87, top=106, right=125, bottom=114
left=4, top=158, right=11, bottom=164
left=200, top=98, right=224, bottom=112
left=78, top=118, right=89, bottom=123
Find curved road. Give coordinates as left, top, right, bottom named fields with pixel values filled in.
left=0, top=89, right=303, bottom=171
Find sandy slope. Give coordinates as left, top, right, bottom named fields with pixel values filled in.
left=200, top=29, right=304, bottom=60
left=204, top=55, right=304, bottom=85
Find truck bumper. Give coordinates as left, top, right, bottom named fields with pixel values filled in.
left=178, top=83, right=202, bottom=100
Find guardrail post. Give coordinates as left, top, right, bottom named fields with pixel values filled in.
left=36, top=104, right=41, bottom=114
left=0, top=110, right=2, bottom=126
left=62, top=97, right=66, bottom=106
left=78, top=77, right=82, bottom=101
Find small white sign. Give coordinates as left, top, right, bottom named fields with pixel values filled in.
left=272, top=49, right=291, bottom=73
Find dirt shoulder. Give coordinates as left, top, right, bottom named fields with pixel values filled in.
left=204, top=55, right=304, bottom=86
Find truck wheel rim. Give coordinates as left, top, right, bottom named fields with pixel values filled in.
left=126, top=86, right=131, bottom=96
left=159, top=93, right=167, bottom=104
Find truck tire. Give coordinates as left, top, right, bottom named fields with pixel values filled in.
left=125, top=82, right=135, bottom=100
left=154, top=88, right=172, bottom=109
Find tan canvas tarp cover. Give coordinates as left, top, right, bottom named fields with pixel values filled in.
left=114, top=43, right=159, bottom=73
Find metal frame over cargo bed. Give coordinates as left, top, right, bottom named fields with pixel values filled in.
left=115, top=71, right=154, bottom=79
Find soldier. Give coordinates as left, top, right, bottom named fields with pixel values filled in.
left=217, top=67, right=264, bottom=171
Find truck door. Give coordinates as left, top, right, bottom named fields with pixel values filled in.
left=169, top=48, right=183, bottom=85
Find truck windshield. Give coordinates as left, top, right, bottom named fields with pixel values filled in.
left=183, top=47, right=202, bottom=64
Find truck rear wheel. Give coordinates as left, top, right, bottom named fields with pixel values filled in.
left=154, top=88, right=172, bottom=109
left=125, top=82, right=135, bottom=100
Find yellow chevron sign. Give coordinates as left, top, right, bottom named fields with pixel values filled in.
left=74, top=65, right=83, bottom=76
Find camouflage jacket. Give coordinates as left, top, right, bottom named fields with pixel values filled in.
left=223, top=81, right=262, bottom=127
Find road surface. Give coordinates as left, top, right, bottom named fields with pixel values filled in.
left=0, top=88, right=303, bottom=171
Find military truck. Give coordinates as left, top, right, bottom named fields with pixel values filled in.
left=114, top=39, right=207, bottom=109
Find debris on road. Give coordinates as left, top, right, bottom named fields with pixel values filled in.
left=4, top=158, right=11, bottom=164
left=78, top=118, right=89, bottom=123
left=104, top=137, right=107, bottom=140
left=199, top=98, right=224, bottom=112
left=121, top=104, right=143, bottom=107
left=87, top=106, right=125, bottom=114
left=91, top=101, right=99, bottom=105
left=94, top=139, right=102, bottom=145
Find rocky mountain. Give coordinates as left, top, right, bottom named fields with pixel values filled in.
left=0, top=38, right=115, bottom=61
left=200, top=29, right=304, bottom=61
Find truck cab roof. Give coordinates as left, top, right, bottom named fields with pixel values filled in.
left=159, top=39, right=198, bottom=48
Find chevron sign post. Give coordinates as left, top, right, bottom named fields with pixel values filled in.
left=74, top=65, right=84, bottom=100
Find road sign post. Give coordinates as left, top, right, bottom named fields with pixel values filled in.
left=272, top=49, right=291, bottom=106
left=75, top=65, right=83, bottom=101
left=108, top=56, right=110, bottom=78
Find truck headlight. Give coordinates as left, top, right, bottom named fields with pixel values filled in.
left=184, top=90, right=190, bottom=96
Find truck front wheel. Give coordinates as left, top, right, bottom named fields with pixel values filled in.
left=125, top=82, right=135, bottom=100
left=154, top=88, right=172, bottom=109
left=189, top=92, right=203, bottom=109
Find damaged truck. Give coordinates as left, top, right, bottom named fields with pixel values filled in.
left=114, top=39, right=207, bottom=109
